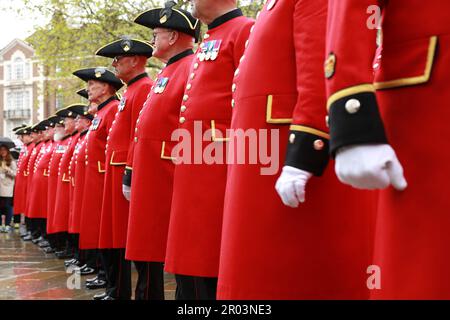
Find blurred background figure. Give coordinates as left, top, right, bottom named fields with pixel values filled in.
left=0, top=140, right=17, bottom=233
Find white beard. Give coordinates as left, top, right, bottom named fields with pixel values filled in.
left=54, top=132, right=65, bottom=141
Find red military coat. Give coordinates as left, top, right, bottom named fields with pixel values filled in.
left=98, top=74, right=152, bottom=249
left=47, top=137, right=70, bottom=234
left=326, top=0, right=450, bottom=299
left=13, top=143, right=34, bottom=215
left=164, top=10, right=254, bottom=278
left=125, top=50, right=194, bottom=262
left=24, top=141, right=44, bottom=217
left=68, top=131, right=88, bottom=234
left=52, top=132, right=80, bottom=233
left=79, top=97, right=118, bottom=249
left=28, top=140, right=55, bottom=219
left=217, top=0, right=376, bottom=300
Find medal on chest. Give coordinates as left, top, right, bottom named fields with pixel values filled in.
left=56, top=145, right=67, bottom=154
left=154, top=77, right=169, bottom=94
left=90, top=118, right=102, bottom=131
left=118, top=97, right=127, bottom=112
left=198, top=40, right=222, bottom=61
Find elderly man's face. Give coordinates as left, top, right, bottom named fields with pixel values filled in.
left=88, top=80, right=107, bottom=103
left=188, top=0, right=209, bottom=19
left=112, top=55, right=136, bottom=82
left=152, top=28, right=175, bottom=58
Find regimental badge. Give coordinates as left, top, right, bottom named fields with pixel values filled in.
left=154, top=77, right=169, bottom=94
left=121, top=39, right=132, bottom=52
left=160, top=15, right=168, bottom=24
left=267, top=0, right=277, bottom=10
left=198, top=40, right=222, bottom=62
left=324, top=53, right=336, bottom=79
left=56, top=145, right=67, bottom=154
left=95, top=67, right=106, bottom=78
left=118, top=97, right=127, bottom=112
left=90, top=118, right=102, bottom=131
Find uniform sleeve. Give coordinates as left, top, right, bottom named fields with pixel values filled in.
left=283, top=0, right=330, bottom=176
left=326, top=0, right=387, bottom=156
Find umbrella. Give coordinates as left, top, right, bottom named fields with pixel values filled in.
left=0, top=137, right=16, bottom=149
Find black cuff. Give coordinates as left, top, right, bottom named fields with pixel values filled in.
left=122, top=168, right=132, bottom=187
left=329, top=92, right=387, bottom=157
left=284, top=131, right=330, bottom=177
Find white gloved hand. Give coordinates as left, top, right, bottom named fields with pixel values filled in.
left=122, top=184, right=131, bottom=201
left=335, top=144, right=407, bottom=191
left=275, top=166, right=313, bottom=208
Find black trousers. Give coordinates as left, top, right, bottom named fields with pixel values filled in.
left=134, top=261, right=165, bottom=300
left=100, top=248, right=131, bottom=300
left=13, top=214, right=21, bottom=224
left=79, top=249, right=98, bottom=269
left=70, top=234, right=80, bottom=260
left=48, top=232, right=69, bottom=251
left=175, top=275, right=218, bottom=300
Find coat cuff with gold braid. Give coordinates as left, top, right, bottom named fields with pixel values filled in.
left=123, top=167, right=132, bottom=187
left=284, top=125, right=330, bottom=176
left=327, top=86, right=388, bottom=157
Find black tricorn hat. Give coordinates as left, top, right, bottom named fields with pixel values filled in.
left=12, top=124, right=28, bottom=132
left=77, top=88, right=89, bottom=100
left=47, top=115, right=64, bottom=127
left=134, top=1, right=201, bottom=42
left=56, top=105, right=80, bottom=119
left=96, top=38, right=154, bottom=58
left=67, top=104, right=93, bottom=121
left=15, top=126, right=32, bottom=135
left=31, top=122, right=47, bottom=132
left=73, top=67, right=124, bottom=90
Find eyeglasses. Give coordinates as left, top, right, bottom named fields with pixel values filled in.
left=152, top=31, right=173, bottom=41
left=113, top=55, right=126, bottom=63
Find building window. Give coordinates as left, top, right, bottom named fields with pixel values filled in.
left=6, top=90, right=30, bottom=110
left=13, top=57, right=25, bottom=80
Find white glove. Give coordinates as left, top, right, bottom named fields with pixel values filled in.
left=335, top=144, right=407, bottom=191
left=122, top=184, right=131, bottom=201
left=275, top=166, right=313, bottom=208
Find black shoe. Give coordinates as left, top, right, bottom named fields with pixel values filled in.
left=38, top=241, right=50, bottom=248
left=101, top=295, right=115, bottom=300
left=55, top=250, right=74, bottom=259
left=42, top=246, right=55, bottom=254
left=86, top=279, right=107, bottom=290
left=22, top=235, right=33, bottom=241
left=32, top=236, right=43, bottom=244
left=93, top=292, right=108, bottom=300
left=86, top=275, right=98, bottom=283
left=79, top=265, right=96, bottom=276
left=20, top=231, right=30, bottom=238
left=64, top=258, right=77, bottom=267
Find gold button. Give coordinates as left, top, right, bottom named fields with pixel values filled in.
left=183, top=95, right=189, bottom=101
left=180, top=106, right=187, bottom=113
left=194, top=63, right=199, bottom=70
left=134, top=137, right=138, bottom=143
left=314, top=139, right=325, bottom=151
left=234, top=68, right=240, bottom=76
left=232, top=84, right=237, bottom=92
left=85, top=161, right=88, bottom=165
left=135, top=128, right=138, bottom=132
left=186, top=84, right=192, bottom=90
left=190, top=73, right=195, bottom=80
left=179, top=117, right=186, bottom=124
left=245, top=40, right=249, bottom=48
left=231, top=99, right=235, bottom=108
left=289, top=134, right=295, bottom=144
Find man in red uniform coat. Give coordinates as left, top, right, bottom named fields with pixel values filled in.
left=43, top=118, right=68, bottom=253
left=73, top=67, right=123, bottom=300
left=52, top=106, right=82, bottom=259
left=164, top=0, right=253, bottom=300
left=27, top=117, right=58, bottom=249
left=23, top=124, right=45, bottom=242
left=121, top=2, right=200, bottom=300
left=94, top=38, right=153, bottom=300
left=13, top=126, right=33, bottom=236
left=325, top=0, right=450, bottom=299
left=217, top=0, right=376, bottom=300
left=66, top=98, right=97, bottom=276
